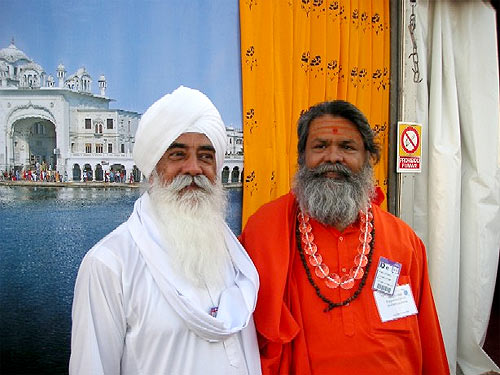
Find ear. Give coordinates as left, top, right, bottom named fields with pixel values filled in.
left=367, top=151, right=376, bottom=166
left=148, top=169, right=155, bottom=184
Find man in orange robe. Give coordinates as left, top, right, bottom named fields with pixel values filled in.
left=240, top=100, right=449, bottom=374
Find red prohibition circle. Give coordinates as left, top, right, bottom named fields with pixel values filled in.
left=400, top=126, right=419, bottom=154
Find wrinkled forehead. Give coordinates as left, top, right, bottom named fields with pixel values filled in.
left=308, top=116, right=362, bottom=139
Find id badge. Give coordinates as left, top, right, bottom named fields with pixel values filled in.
left=372, top=256, right=402, bottom=296
left=374, top=284, right=418, bottom=322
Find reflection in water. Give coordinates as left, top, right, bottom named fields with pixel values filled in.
left=0, top=186, right=242, bottom=374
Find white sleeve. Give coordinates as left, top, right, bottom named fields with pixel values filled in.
left=69, top=252, right=126, bottom=375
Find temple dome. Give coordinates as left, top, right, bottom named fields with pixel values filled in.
left=67, top=67, right=90, bottom=80
left=0, top=41, right=30, bottom=63
left=21, top=61, right=44, bottom=72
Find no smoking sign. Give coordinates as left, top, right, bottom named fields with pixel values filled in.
left=401, top=127, right=419, bottom=153
left=397, top=122, right=422, bottom=173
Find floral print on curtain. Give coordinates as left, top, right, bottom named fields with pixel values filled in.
left=240, top=0, right=390, bottom=226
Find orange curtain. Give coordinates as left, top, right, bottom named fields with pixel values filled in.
left=240, top=0, right=390, bottom=226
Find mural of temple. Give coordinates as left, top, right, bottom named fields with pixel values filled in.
left=224, top=126, right=243, bottom=183
left=0, top=40, right=243, bottom=183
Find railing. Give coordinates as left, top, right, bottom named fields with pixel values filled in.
left=70, top=152, right=132, bottom=158
left=69, top=152, right=241, bottom=159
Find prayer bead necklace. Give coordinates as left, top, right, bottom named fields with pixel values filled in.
left=296, top=206, right=374, bottom=312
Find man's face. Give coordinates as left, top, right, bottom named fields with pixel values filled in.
left=304, top=114, right=367, bottom=175
left=155, top=132, right=217, bottom=187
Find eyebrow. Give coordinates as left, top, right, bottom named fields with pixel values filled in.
left=198, top=145, right=216, bottom=152
left=167, top=142, right=187, bottom=150
left=167, top=143, right=215, bottom=152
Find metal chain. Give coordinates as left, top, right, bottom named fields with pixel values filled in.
left=408, top=1, right=423, bottom=83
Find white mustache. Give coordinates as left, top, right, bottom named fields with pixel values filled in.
left=168, top=174, right=212, bottom=192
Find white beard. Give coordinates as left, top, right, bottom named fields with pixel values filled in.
left=149, top=171, right=230, bottom=289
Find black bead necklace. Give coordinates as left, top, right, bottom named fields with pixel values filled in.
left=295, top=216, right=375, bottom=312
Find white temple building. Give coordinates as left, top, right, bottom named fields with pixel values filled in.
left=0, top=40, right=243, bottom=183
left=224, top=126, right=243, bottom=184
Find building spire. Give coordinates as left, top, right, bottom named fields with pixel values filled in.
left=11, top=37, right=15, bottom=45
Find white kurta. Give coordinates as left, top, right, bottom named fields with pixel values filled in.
left=70, top=193, right=261, bottom=375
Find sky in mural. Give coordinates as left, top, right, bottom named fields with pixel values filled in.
left=0, top=0, right=243, bottom=128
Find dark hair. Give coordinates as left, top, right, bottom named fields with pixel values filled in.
left=297, top=100, right=381, bottom=165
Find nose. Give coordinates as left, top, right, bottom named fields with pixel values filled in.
left=324, top=146, right=344, bottom=164
left=182, top=155, right=203, bottom=176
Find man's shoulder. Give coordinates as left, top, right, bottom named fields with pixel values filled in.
left=372, top=205, right=423, bottom=243
left=248, top=191, right=296, bottom=221
left=241, top=192, right=296, bottom=244
left=373, top=205, right=412, bottom=228
left=83, top=221, right=137, bottom=273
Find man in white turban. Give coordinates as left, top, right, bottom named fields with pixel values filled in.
left=70, top=86, right=261, bottom=375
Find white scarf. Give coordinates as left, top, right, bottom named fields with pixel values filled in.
left=127, top=192, right=259, bottom=342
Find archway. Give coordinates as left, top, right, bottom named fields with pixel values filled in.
left=11, top=118, right=56, bottom=170
left=110, top=164, right=125, bottom=182
left=121, top=165, right=126, bottom=183
left=222, top=166, right=230, bottom=183
left=83, top=164, right=93, bottom=182
left=95, top=164, right=103, bottom=181
left=231, top=166, right=240, bottom=183
left=72, top=164, right=81, bottom=181
left=132, top=165, right=141, bottom=182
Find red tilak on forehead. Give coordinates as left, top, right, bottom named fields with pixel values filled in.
left=309, top=124, right=360, bottom=138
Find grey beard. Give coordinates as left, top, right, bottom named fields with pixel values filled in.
left=293, top=162, right=374, bottom=229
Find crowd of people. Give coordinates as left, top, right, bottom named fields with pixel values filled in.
left=0, top=163, right=139, bottom=184
left=102, top=169, right=136, bottom=183
left=1, top=165, right=68, bottom=183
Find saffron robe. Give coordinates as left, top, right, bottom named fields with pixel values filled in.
left=240, top=191, right=449, bottom=375
left=70, top=193, right=261, bottom=375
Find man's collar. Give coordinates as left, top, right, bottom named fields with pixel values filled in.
left=372, top=186, right=385, bottom=206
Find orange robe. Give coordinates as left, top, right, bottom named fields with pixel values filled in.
left=240, top=191, right=449, bottom=375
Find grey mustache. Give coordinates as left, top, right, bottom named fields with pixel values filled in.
left=313, top=163, right=351, bottom=178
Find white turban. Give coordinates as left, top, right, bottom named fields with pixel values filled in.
left=133, top=86, right=227, bottom=179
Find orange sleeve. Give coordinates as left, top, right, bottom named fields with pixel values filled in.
left=240, top=193, right=301, bottom=375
